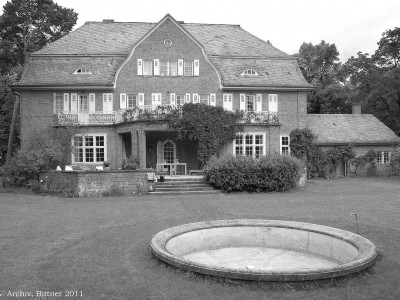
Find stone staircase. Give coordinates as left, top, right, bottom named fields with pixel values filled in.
left=148, top=176, right=220, bottom=196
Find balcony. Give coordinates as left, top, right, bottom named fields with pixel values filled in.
left=55, top=105, right=279, bottom=126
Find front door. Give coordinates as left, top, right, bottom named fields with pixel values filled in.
left=157, top=140, right=177, bottom=174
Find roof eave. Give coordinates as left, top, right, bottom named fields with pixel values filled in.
left=315, top=141, right=400, bottom=146
left=222, top=85, right=314, bottom=91
left=11, top=84, right=114, bottom=91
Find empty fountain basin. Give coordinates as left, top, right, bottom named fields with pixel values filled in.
left=150, top=220, right=378, bottom=281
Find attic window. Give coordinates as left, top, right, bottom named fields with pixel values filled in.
left=73, top=68, right=92, bottom=75
left=241, top=69, right=258, bottom=76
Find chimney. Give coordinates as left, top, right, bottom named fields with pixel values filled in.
left=102, top=19, right=114, bottom=23
left=352, top=104, right=361, bottom=114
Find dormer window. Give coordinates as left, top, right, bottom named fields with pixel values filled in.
left=241, top=69, right=258, bottom=76
left=73, top=68, right=92, bottom=75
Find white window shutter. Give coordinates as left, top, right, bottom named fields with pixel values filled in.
left=154, top=59, right=160, bottom=76
left=138, top=93, right=144, bottom=107
left=178, top=59, right=184, bottom=76
left=71, top=93, right=78, bottom=112
left=120, top=93, right=127, bottom=109
left=103, top=93, right=110, bottom=112
left=223, top=94, right=233, bottom=111
left=151, top=93, right=156, bottom=106
left=194, top=60, right=199, bottom=76
left=170, top=93, right=176, bottom=106
left=89, top=93, right=96, bottom=112
left=240, top=94, right=246, bottom=111
left=53, top=93, right=56, bottom=114
left=157, top=93, right=161, bottom=105
left=137, top=59, right=143, bottom=75
left=256, top=94, right=262, bottom=112
left=185, top=93, right=191, bottom=103
left=210, top=94, right=216, bottom=106
left=63, top=93, right=69, bottom=112
left=193, top=93, right=199, bottom=103
left=269, top=94, right=278, bottom=112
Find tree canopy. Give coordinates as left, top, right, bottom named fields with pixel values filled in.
left=0, top=0, right=77, bottom=164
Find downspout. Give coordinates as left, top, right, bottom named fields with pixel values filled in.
left=6, top=90, right=20, bottom=164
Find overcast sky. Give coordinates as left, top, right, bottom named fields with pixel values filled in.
left=2, top=0, right=400, bottom=61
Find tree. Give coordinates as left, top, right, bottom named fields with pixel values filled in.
left=341, top=28, right=400, bottom=135
left=0, top=0, right=78, bottom=72
left=297, top=41, right=352, bottom=113
left=0, top=0, right=77, bottom=164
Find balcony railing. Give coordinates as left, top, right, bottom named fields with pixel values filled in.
left=56, top=106, right=279, bottom=126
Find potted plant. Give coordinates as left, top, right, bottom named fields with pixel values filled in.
left=103, top=161, right=111, bottom=170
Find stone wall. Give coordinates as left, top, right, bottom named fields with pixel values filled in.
left=39, top=170, right=150, bottom=197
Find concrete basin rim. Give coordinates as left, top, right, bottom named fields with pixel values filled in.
left=150, top=219, right=378, bottom=281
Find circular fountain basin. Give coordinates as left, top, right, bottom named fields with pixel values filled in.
left=150, top=220, right=378, bottom=281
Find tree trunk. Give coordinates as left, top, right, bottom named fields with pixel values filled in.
left=6, top=91, right=20, bottom=164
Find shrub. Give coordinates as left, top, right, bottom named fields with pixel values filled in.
left=122, top=156, right=140, bottom=170
left=0, top=126, right=77, bottom=187
left=203, top=154, right=304, bottom=193
left=390, top=147, right=400, bottom=175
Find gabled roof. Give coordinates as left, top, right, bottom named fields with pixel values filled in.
left=16, top=14, right=311, bottom=89
left=306, top=114, right=400, bottom=145
left=34, top=21, right=289, bottom=58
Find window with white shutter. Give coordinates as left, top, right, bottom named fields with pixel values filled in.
left=192, top=93, right=199, bottom=103
left=210, top=94, right=216, bottom=106
left=89, top=93, right=96, bottom=112
left=170, top=93, right=176, bottom=106
left=137, top=59, right=143, bottom=75
left=53, top=93, right=63, bottom=114
left=138, top=93, right=144, bottom=107
left=71, top=93, right=78, bottom=112
left=154, top=59, right=160, bottom=76
left=102, top=93, right=113, bottom=112
left=223, top=94, right=233, bottom=111
left=127, top=94, right=137, bottom=108
left=178, top=59, right=184, bottom=76
left=239, top=94, right=246, bottom=111
left=269, top=94, right=278, bottom=112
left=120, top=93, right=127, bottom=109
left=256, top=94, right=263, bottom=112
left=185, top=93, right=191, bottom=103
left=63, top=93, right=69, bottom=112
left=194, top=60, right=199, bottom=76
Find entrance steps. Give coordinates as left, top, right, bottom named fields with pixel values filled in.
left=148, top=176, right=220, bottom=196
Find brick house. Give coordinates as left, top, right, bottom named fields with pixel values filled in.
left=13, top=14, right=400, bottom=175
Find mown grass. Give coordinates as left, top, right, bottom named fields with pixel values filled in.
left=0, top=177, right=399, bottom=300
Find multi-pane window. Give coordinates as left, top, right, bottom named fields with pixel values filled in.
left=184, top=61, right=193, bottom=76
left=281, top=135, right=290, bottom=155
left=199, top=94, right=209, bottom=105
left=127, top=94, right=137, bottom=108
left=78, top=95, right=88, bottom=112
left=160, top=61, right=178, bottom=76
left=73, top=134, right=106, bottom=163
left=246, top=95, right=255, bottom=112
left=377, top=151, right=391, bottom=164
left=163, top=141, right=174, bottom=163
left=176, top=94, right=185, bottom=105
left=143, top=60, right=153, bottom=76
left=234, top=133, right=264, bottom=158
left=54, top=93, right=63, bottom=113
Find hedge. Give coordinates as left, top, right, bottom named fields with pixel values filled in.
left=203, top=154, right=304, bottom=192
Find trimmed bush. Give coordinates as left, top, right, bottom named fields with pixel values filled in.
left=203, top=154, right=304, bottom=192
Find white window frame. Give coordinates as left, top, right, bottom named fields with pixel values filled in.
left=233, top=132, right=266, bottom=158
left=199, top=94, right=209, bottom=105
left=143, top=60, right=153, bottom=76
left=280, top=135, right=290, bottom=155
left=78, top=94, right=89, bottom=112
left=53, top=93, right=64, bottom=114
left=72, top=133, right=107, bottom=164
left=377, top=151, right=391, bottom=164
left=184, top=61, right=193, bottom=76
left=127, top=94, right=137, bottom=108
left=241, top=69, right=258, bottom=76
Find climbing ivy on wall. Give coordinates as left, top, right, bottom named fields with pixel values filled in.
left=167, top=103, right=243, bottom=167
left=290, top=128, right=356, bottom=178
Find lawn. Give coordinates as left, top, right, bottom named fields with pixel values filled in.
left=0, top=177, right=399, bottom=300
